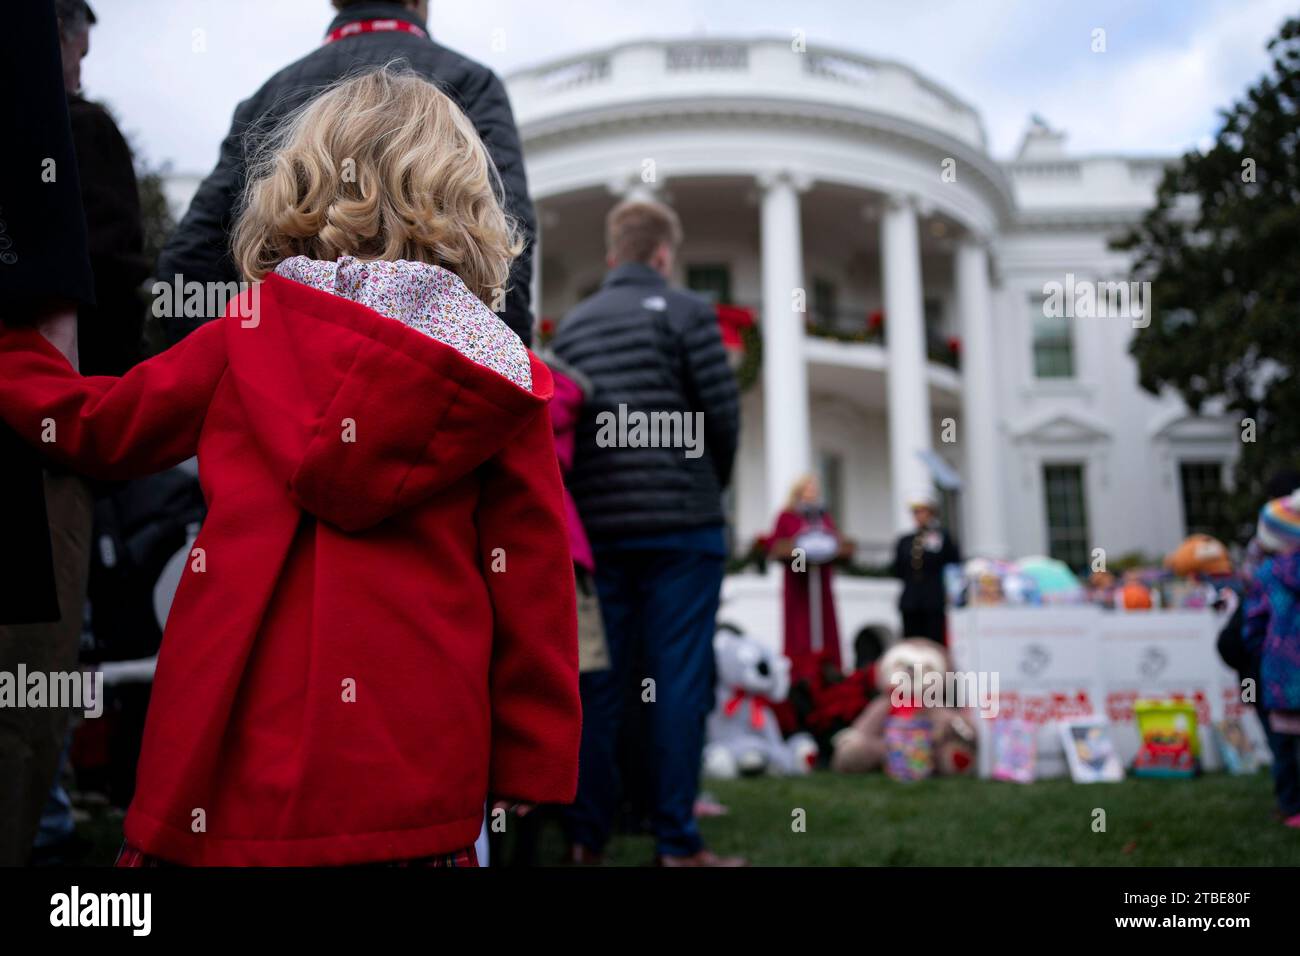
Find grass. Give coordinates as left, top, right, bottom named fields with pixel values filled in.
left=538, top=772, right=1300, bottom=867
left=73, top=771, right=1300, bottom=867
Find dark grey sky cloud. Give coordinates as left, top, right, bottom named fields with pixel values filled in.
left=80, top=0, right=1293, bottom=171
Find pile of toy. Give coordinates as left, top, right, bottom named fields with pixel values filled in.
left=699, top=624, right=1263, bottom=785
left=1086, top=533, right=1238, bottom=610
left=701, top=629, right=977, bottom=782
left=987, top=698, right=1265, bottom=783
left=950, top=555, right=1086, bottom=608
left=952, top=534, right=1240, bottom=612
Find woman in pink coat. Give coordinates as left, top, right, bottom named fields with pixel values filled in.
left=542, top=352, right=605, bottom=672
left=544, top=354, right=595, bottom=573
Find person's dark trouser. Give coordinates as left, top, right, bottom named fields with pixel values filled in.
left=35, top=734, right=76, bottom=849
left=0, top=472, right=92, bottom=865
left=1264, top=712, right=1300, bottom=817
left=563, top=546, right=722, bottom=858
left=901, top=609, right=947, bottom=646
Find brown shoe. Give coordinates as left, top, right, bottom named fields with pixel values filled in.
left=561, top=843, right=604, bottom=865
left=655, top=849, right=747, bottom=867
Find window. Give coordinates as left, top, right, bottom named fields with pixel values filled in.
left=925, top=297, right=956, bottom=366
left=817, top=451, right=844, bottom=526
left=939, top=485, right=962, bottom=546
left=924, top=297, right=945, bottom=343
left=1043, top=464, right=1089, bottom=570
left=812, top=278, right=837, bottom=328
left=1031, top=295, right=1075, bottom=378
left=686, top=264, right=731, bottom=305
left=1180, top=461, right=1226, bottom=536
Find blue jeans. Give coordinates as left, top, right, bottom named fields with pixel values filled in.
left=34, top=736, right=75, bottom=849
left=563, top=546, right=723, bottom=858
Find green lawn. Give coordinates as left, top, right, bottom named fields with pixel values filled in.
left=74, top=771, right=1300, bottom=867
left=540, top=772, right=1300, bottom=867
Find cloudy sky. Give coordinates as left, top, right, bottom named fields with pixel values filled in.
left=81, top=0, right=1296, bottom=173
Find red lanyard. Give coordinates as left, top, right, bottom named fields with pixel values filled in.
left=324, top=18, right=428, bottom=45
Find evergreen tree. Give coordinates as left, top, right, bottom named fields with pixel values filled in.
left=1116, top=17, right=1300, bottom=538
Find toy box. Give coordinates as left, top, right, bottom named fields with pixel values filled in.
left=1132, top=698, right=1199, bottom=778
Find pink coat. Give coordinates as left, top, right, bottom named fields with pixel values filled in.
left=548, top=368, right=594, bottom=572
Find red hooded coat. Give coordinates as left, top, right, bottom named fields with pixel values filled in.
left=0, top=273, right=581, bottom=865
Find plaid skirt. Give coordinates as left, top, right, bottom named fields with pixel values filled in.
left=114, top=843, right=478, bottom=868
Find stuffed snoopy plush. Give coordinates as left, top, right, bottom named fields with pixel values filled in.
left=703, top=628, right=818, bottom=778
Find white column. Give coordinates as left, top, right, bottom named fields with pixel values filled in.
left=759, top=171, right=813, bottom=516
left=881, top=193, right=935, bottom=533
left=955, top=236, right=1008, bottom=556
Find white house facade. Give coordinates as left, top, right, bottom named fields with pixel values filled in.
left=505, top=37, right=1239, bottom=657
left=157, top=37, right=1240, bottom=660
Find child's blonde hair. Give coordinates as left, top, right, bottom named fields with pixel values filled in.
left=232, top=67, right=522, bottom=305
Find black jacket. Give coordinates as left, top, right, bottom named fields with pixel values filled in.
left=551, top=263, right=740, bottom=541
left=1216, top=604, right=1261, bottom=697
left=156, top=1, right=536, bottom=345
left=69, top=94, right=149, bottom=376
left=892, top=528, right=961, bottom=612
left=0, top=0, right=94, bottom=624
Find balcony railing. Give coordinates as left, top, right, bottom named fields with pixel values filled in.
left=927, top=336, right=961, bottom=370
left=536, top=56, right=611, bottom=93
left=729, top=304, right=961, bottom=370
left=543, top=300, right=962, bottom=371
left=805, top=307, right=884, bottom=345
left=507, top=39, right=988, bottom=149
left=665, top=42, right=749, bottom=72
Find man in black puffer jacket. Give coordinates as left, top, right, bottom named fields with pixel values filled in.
left=156, top=0, right=535, bottom=344
left=552, top=199, right=741, bottom=867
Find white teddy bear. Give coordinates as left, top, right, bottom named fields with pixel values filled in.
left=702, top=628, right=818, bottom=778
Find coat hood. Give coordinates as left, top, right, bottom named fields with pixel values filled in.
left=224, top=268, right=550, bottom=533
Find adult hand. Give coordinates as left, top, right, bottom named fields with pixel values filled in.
left=491, top=798, right=535, bottom=818
left=1213, top=586, right=1239, bottom=619
left=35, top=300, right=80, bottom=370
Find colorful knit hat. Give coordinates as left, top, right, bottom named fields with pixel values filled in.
left=1257, top=489, right=1300, bottom=553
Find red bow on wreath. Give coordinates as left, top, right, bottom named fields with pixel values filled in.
left=724, top=688, right=774, bottom=730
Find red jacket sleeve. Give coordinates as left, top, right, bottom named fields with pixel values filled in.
left=0, top=320, right=227, bottom=479
left=476, top=404, right=581, bottom=804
